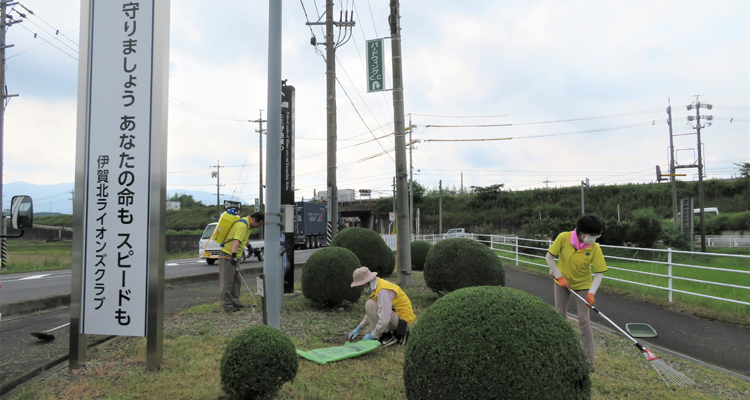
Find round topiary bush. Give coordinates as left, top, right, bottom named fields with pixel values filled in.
left=220, top=325, right=299, bottom=400
left=423, top=238, right=504, bottom=294
left=410, top=241, right=433, bottom=271
left=301, top=246, right=362, bottom=306
left=330, top=227, right=396, bottom=277
left=403, top=286, right=591, bottom=400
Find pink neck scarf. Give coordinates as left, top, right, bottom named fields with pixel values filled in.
left=570, top=229, right=591, bottom=251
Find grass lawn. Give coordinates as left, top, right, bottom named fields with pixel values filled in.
left=0, top=240, right=195, bottom=275
left=7, top=272, right=750, bottom=400
left=492, top=243, right=750, bottom=321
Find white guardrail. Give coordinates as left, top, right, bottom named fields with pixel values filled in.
left=388, top=233, right=750, bottom=308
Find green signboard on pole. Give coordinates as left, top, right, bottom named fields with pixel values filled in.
left=367, top=39, right=385, bottom=92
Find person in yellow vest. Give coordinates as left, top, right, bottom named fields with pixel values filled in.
left=348, top=266, right=416, bottom=347
left=546, top=214, right=608, bottom=373
left=219, top=212, right=264, bottom=313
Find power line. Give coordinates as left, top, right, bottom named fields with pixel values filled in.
left=423, top=108, right=665, bottom=128
left=424, top=120, right=666, bottom=143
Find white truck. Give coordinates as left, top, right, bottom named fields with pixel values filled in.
left=444, top=228, right=469, bottom=239
left=198, top=222, right=264, bottom=265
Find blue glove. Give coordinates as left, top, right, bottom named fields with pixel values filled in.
left=348, top=326, right=361, bottom=340
left=363, top=334, right=373, bottom=341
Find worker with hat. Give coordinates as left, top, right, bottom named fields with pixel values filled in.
left=347, top=266, right=416, bottom=347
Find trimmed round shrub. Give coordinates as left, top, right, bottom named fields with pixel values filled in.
left=404, top=286, right=591, bottom=400
left=410, top=241, right=433, bottom=271
left=301, top=246, right=362, bottom=306
left=423, top=238, right=504, bottom=294
left=220, top=325, right=298, bottom=400
left=330, top=227, right=396, bottom=277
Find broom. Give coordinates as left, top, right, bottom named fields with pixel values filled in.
left=568, top=289, right=694, bottom=388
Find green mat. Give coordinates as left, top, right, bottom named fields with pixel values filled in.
left=296, top=340, right=380, bottom=365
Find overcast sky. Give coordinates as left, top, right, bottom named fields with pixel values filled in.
left=3, top=0, right=748, bottom=213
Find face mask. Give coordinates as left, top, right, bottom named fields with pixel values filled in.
left=363, top=286, right=372, bottom=295
left=583, top=235, right=599, bottom=245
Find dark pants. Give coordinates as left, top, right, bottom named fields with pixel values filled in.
left=219, top=257, right=242, bottom=311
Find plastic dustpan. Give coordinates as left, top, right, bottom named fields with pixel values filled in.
left=625, top=323, right=657, bottom=338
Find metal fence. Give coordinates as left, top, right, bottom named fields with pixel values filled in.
left=700, top=236, right=750, bottom=248
left=411, top=233, right=750, bottom=308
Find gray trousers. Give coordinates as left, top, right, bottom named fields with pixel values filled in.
left=554, top=284, right=595, bottom=363
left=218, top=257, right=242, bottom=311
left=364, top=299, right=412, bottom=340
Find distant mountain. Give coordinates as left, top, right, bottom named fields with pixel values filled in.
left=3, top=181, right=246, bottom=215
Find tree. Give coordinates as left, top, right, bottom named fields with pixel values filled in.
left=470, top=184, right=504, bottom=202
left=167, top=193, right=204, bottom=208
left=628, top=208, right=662, bottom=248
left=735, top=162, right=750, bottom=179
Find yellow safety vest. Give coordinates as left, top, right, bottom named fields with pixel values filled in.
left=369, top=278, right=416, bottom=325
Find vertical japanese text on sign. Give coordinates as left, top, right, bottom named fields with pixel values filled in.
left=366, top=39, right=385, bottom=92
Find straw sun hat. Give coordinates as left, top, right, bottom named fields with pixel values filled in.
left=351, top=266, right=377, bottom=287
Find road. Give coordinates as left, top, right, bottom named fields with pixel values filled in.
left=0, top=249, right=317, bottom=305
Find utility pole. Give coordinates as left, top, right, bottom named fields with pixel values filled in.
left=580, top=178, right=589, bottom=215
left=0, top=0, right=20, bottom=270
left=264, top=0, right=283, bottom=329
left=543, top=179, right=552, bottom=189
left=408, top=114, right=414, bottom=236
left=307, top=0, right=354, bottom=243
left=250, top=111, right=267, bottom=213
left=389, top=0, right=411, bottom=286
left=690, top=96, right=711, bottom=252
left=667, top=99, right=678, bottom=228
left=438, top=180, right=442, bottom=235
left=210, top=161, right=223, bottom=218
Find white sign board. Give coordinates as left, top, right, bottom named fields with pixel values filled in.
left=389, top=212, right=395, bottom=222
left=81, top=1, right=155, bottom=337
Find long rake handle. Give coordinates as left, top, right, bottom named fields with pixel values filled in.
left=568, top=289, right=640, bottom=347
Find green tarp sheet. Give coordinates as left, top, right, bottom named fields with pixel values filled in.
left=296, top=340, right=380, bottom=365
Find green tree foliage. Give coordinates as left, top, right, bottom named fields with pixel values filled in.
left=386, top=178, right=749, bottom=234
left=423, top=238, right=504, bottom=294
left=301, top=246, right=362, bottom=307
left=403, top=286, right=590, bottom=400
left=735, top=162, right=750, bottom=179
left=167, top=192, right=204, bottom=208
left=330, top=227, right=396, bottom=277
left=220, top=325, right=298, bottom=400
left=410, top=241, right=433, bottom=271
left=628, top=208, right=663, bottom=248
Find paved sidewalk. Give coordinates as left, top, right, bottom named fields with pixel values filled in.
left=503, top=266, right=750, bottom=378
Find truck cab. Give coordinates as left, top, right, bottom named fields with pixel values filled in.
left=198, top=222, right=264, bottom=265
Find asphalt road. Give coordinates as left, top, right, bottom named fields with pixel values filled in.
left=0, top=249, right=318, bottom=305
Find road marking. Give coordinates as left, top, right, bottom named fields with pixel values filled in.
left=166, top=263, right=179, bottom=267
left=19, top=274, right=52, bottom=280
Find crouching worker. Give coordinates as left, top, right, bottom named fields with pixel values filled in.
left=347, top=267, right=416, bottom=347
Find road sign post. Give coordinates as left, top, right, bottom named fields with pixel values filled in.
left=366, top=39, right=385, bottom=92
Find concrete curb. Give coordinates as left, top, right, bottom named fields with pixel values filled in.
left=0, top=263, right=306, bottom=318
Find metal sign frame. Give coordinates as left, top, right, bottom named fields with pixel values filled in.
left=71, top=0, right=170, bottom=370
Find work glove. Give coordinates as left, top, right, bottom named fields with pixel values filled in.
left=555, top=275, right=570, bottom=290
left=230, top=253, right=239, bottom=268
left=362, top=334, right=373, bottom=341
left=586, top=293, right=596, bottom=308
left=348, top=326, right=361, bottom=340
